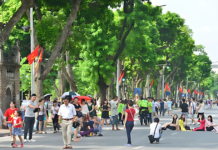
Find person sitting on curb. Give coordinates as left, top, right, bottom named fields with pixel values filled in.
left=80, top=116, right=93, bottom=137
left=93, top=115, right=103, bottom=136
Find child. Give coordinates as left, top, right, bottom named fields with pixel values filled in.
left=10, top=110, right=23, bottom=148
left=88, top=117, right=94, bottom=136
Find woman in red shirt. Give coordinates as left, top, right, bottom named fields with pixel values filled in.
left=192, top=114, right=205, bottom=131
left=123, top=100, right=135, bottom=146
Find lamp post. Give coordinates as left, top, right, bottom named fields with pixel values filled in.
left=30, top=8, right=35, bottom=95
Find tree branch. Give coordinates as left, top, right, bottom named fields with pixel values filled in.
left=155, top=38, right=174, bottom=52
left=50, top=76, right=61, bottom=97
left=0, top=0, right=34, bottom=45
left=136, top=68, right=154, bottom=87
left=40, top=0, right=81, bottom=80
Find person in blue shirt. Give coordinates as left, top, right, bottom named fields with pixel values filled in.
left=167, top=99, right=173, bottom=116
left=160, top=99, right=165, bottom=116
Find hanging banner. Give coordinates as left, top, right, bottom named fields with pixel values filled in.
left=181, top=93, right=185, bottom=97
left=134, top=88, right=141, bottom=95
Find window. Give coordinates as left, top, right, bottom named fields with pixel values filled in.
left=6, top=68, right=15, bottom=79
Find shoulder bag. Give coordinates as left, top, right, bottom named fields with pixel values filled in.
left=148, top=123, right=158, bottom=143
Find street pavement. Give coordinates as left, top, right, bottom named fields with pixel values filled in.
left=0, top=104, right=218, bottom=150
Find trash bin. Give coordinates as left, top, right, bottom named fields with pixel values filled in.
left=175, top=103, right=178, bottom=108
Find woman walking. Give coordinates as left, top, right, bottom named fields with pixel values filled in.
left=51, top=100, right=59, bottom=133
left=101, top=100, right=110, bottom=127
left=123, top=101, right=135, bottom=146
left=37, top=99, right=47, bottom=134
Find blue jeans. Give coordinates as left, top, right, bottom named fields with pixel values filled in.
left=126, top=121, right=134, bottom=144
left=147, top=113, right=152, bottom=124
left=36, top=120, right=44, bottom=131
left=154, top=133, right=162, bottom=142
left=94, top=124, right=102, bottom=134
left=160, top=109, right=164, bottom=116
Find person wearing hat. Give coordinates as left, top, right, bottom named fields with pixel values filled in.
left=58, top=96, right=76, bottom=149
left=138, top=97, right=148, bottom=126
left=24, top=94, right=39, bottom=143
left=51, top=99, right=60, bottom=133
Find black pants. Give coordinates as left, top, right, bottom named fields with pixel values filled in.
left=194, top=128, right=204, bottom=131
left=162, top=125, right=176, bottom=130
left=119, top=113, right=123, bottom=124
left=140, top=110, right=148, bottom=125
left=24, top=117, right=35, bottom=140
left=155, top=107, right=158, bottom=115
left=52, top=114, right=59, bottom=130
left=206, top=126, right=214, bottom=131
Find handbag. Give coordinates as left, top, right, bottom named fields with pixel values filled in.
left=51, top=114, right=55, bottom=119
left=185, top=125, right=190, bottom=130
left=148, top=123, right=158, bottom=143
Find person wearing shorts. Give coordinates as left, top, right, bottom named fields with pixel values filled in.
left=109, top=96, right=120, bottom=130
left=180, top=99, right=189, bottom=126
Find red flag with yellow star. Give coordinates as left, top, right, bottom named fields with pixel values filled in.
left=35, top=48, right=43, bottom=75
left=27, top=45, right=39, bottom=65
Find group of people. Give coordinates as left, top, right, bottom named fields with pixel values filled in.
left=1, top=93, right=218, bottom=148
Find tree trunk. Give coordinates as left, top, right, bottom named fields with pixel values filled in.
left=111, top=74, right=115, bottom=98
left=98, top=75, right=109, bottom=104
left=35, top=78, right=43, bottom=102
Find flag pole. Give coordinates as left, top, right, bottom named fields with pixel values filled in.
left=30, top=7, right=35, bottom=94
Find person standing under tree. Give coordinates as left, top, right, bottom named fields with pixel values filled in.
left=24, top=94, right=38, bottom=143
left=4, top=102, right=18, bottom=146
left=109, top=96, right=120, bottom=130
left=58, top=96, right=76, bottom=149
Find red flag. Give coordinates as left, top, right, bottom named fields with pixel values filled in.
left=39, top=48, right=43, bottom=62
left=150, top=79, right=153, bottom=87
left=194, top=90, right=197, bottom=95
left=188, top=89, right=191, bottom=94
left=199, top=91, right=201, bottom=95
left=165, top=83, right=170, bottom=91
left=179, top=87, right=183, bottom=93
left=27, top=45, right=39, bottom=65
left=202, top=92, right=204, bottom=95
left=35, top=48, right=43, bottom=75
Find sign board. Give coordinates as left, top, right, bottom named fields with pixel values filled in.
left=134, top=88, right=141, bottom=95
left=166, top=91, right=170, bottom=96
left=21, top=100, right=29, bottom=106
left=187, top=94, right=190, bottom=97
left=181, top=93, right=185, bottom=97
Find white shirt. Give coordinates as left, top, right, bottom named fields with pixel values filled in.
left=190, top=102, right=196, bottom=113
left=155, top=102, right=159, bottom=107
left=198, top=103, right=204, bottom=113
left=81, top=104, right=89, bottom=115
left=150, top=123, right=162, bottom=138
left=109, top=100, right=119, bottom=116
left=58, top=104, right=76, bottom=119
left=51, top=106, right=60, bottom=115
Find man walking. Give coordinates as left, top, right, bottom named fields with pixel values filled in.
left=58, top=96, right=76, bottom=149
left=109, top=96, right=120, bottom=130
left=190, top=98, right=197, bottom=125
left=180, top=99, right=189, bottom=126
left=160, top=99, right=165, bottom=116
left=138, top=97, right=148, bottom=125
left=24, top=94, right=38, bottom=143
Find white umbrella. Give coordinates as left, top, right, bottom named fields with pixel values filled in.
left=61, top=91, right=80, bottom=98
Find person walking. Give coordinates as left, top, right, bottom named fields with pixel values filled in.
left=159, top=99, right=165, bottom=116
left=24, top=94, right=38, bottom=143
left=4, top=102, right=18, bottom=146
left=180, top=99, right=189, bottom=126
left=58, top=96, right=76, bottom=149
left=109, top=96, right=120, bottom=130
left=147, top=98, right=153, bottom=125
left=167, top=98, right=172, bottom=116
left=51, top=100, right=59, bottom=133
left=11, top=110, right=24, bottom=148
left=36, top=99, right=47, bottom=134
left=197, top=100, right=204, bottom=121
left=189, top=98, right=197, bottom=125
left=138, top=97, right=148, bottom=125
left=123, top=101, right=135, bottom=146
left=118, top=100, right=124, bottom=124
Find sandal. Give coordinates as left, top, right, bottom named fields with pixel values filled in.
left=63, top=146, right=68, bottom=149
left=44, top=131, right=47, bottom=134
left=68, top=146, right=72, bottom=149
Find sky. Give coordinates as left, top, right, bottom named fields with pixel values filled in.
left=151, top=0, right=218, bottom=63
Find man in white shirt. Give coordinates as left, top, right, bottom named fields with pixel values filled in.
left=190, top=98, right=197, bottom=125
left=109, top=96, right=120, bottom=130
left=58, top=96, right=76, bottom=149
left=149, top=118, right=162, bottom=144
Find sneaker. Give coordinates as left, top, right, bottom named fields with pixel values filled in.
left=23, top=139, right=27, bottom=143
left=98, top=134, right=103, bottom=136
left=156, top=142, right=159, bottom=144
left=125, top=144, right=130, bottom=146
left=128, top=144, right=132, bottom=146
left=12, top=144, right=18, bottom=148
left=29, top=139, right=36, bottom=142
left=21, top=144, right=24, bottom=147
